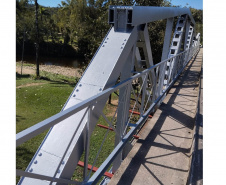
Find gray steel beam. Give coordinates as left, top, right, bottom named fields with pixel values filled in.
left=17, top=43, right=200, bottom=184
left=16, top=42, right=200, bottom=149
left=135, top=24, right=156, bottom=110
left=18, top=27, right=138, bottom=185
left=141, top=24, right=156, bottom=103
left=161, top=18, right=174, bottom=61
left=112, top=46, right=135, bottom=172
left=17, top=6, right=198, bottom=184
left=87, top=45, right=200, bottom=185
left=156, top=18, right=174, bottom=99
left=132, top=6, right=195, bottom=26
left=164, top=15, right=188, bottom=87
left=184, top=20, right=191, bottom=50
left=109, top=6, right=195, bottom=30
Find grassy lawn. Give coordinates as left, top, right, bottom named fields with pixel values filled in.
left=16, top=72, right=118, bottom=183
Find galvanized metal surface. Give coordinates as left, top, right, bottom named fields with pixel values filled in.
left=87, top=46, right=200, bottom=185
left=109, top=6, right=195, bottom=27
left=18, top=27, right=138, bottom=184
left=16, top=5, right=200, bottom=185
left=131, top=6, right=195, bottom=26
left=108, top=48, right=202, bottom=185
left=164, top=15, right=188, bottom=87
left=17, top=45, right=199, bottom=184
left=156, top=17, right=174, bottom=100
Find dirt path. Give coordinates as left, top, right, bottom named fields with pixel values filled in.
left=16, top=62, right=82, bottom=78
left=17, top=82, right=46, bottom=89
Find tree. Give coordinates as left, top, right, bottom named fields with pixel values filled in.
left=16, top=0, right=202, bottom=65
left=35, top=0, right=40, bottom=77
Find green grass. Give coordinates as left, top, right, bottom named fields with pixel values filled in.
left=16, top=73, right=118, bottom=183
left=16, top=73, right=76, bottom=183
left=16, top=62, right=34, bottom=67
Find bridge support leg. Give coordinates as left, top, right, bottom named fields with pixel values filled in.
left=135, top=24, right=156, bottom=110
left=184, top=20, right=191, bottom=50
left=164, top=15, right=188, bottom=87
left=156, top=17, right=174, bottom=103
left=112, top=46, right=136, bottom=173
left=83, top=107, right=91, bottom=181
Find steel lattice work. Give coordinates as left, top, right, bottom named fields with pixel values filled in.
left=16, top=6, right=200, bottom=185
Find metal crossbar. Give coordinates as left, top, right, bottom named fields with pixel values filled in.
left=17, top=5, right=200, bottom=185
left=16, top=47, right=197, bottom=147
left=16, top=43, right=199, bottom=183
left=16, top=170, right=81, bottom=185
left=88, top=45, right=200, bottom=184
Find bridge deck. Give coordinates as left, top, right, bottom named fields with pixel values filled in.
left=108, top=48, right=203, bottom=185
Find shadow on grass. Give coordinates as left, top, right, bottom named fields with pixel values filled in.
left=16, top=115, right=26, bottom=123
left=16, top=72, right=78, bottom=87
left=16, top=72, right=31, bottom=79
left=39, top=76, right=78, bottom=87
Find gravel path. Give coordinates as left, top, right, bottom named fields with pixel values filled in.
left=16, top=62, right=82, bottom=78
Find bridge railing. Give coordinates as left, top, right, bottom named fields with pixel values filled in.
left=16, top=41, right=200, bottom=184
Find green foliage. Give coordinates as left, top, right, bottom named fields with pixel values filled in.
left=16, top=0, right=203, bottom=61
left=190, top=8, right=203, bottom=44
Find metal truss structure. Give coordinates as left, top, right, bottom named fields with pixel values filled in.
left=16, top=6, right=200, bottom=185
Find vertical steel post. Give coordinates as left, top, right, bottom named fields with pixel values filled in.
left=165, top=15, right=188, bottom=87
left=112, top=47, right=135, bottom=173
left=157, top=17, right=174, bottom=99
left=184, top=20, right=191, bottom=51
left=139, top=73, right=148, bottom=116
left=142, top=24, right=156, bottom=103
left=136, top=24, right=156, bottom=106
left=83, top=106, right=91, bottom=181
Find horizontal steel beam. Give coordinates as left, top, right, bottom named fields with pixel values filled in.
left=16, top=170, right=81, bottom=185
left=16, top=49, right=192, bottom=147
left=109, top=6, right=195, bottom=27
left=17, top=42, right=200, bottom=184
left=87, top=46, right=200, bottom=184
left=132, top=6, right=195, bottom=26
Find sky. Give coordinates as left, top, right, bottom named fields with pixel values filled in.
left=38, top=0, right=62, bottom=7
left=37, top=0, right=203, bottom=10
left=171, top=0, right=203, bottom=9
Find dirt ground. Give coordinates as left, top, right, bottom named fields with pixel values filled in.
left=16, top=62, right=82, bottom=78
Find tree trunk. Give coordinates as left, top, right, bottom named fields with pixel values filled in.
left=35, top=0, right=39, bottom=77
left=20, top=28, right=25, bottom=75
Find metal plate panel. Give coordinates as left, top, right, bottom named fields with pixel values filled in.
left=81, top=29, right=132, bottom=87
left=19, top=178, right=49, bottom=185
left=40, top=109, right=87, bottom=157
left=69, top=82, right=103, bottom=101
left=19, top=149, right=63, bottom=184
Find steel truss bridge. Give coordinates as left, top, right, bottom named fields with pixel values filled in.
left=16, top=5, right=201, bottom=185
